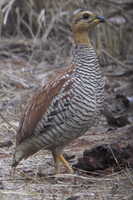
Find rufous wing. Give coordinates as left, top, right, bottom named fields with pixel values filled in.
left=16, top=64, right=76, bottom=145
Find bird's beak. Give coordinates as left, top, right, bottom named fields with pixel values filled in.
left=96, top=16, right=105, bottom=22
left=93, top=15, right=105, bottom=24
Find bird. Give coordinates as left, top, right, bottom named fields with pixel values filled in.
left=12, top=9, right=105, bottom=174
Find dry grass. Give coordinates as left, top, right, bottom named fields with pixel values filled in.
left=0, top=0, right=133, bottom=62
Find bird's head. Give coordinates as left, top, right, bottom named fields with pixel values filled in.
left=71, top=9, right=105, bottom=45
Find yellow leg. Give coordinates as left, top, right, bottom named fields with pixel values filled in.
left=52, top=152, right=74, bottom=174
left=58, top=154, right=74, bottom=173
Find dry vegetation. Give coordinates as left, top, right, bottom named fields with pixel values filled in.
left=0, top=0, right=133, bottom=199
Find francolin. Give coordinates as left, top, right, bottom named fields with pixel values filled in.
left=12, top=10, right=105, bottom=174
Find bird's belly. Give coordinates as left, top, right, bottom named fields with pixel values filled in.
left=38, top=104, right=98, bottom=149
left=41, top=122, right=88, bottom=149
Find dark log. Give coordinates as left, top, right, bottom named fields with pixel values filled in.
left=73, top=126, right=133, bottom=173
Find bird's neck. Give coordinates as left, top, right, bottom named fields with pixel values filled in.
left=73, top=30, right=92, bottom=47
left=72, top=43, right=100, bottom=79
left=72, top=43, right=97, bottom=67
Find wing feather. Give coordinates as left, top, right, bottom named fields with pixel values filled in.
left=16, top=64, right=76, bottom=145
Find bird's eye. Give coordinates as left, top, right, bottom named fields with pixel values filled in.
left=83, top=13, right=90, bottom=19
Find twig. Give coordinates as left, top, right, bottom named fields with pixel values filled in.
left=101, top=49, right=127, bottom=68
left=0, top=112, right=17, bottom=131
left=42, top=11, right=68, bottom=42
left=106, top=70, right=133, bottom=78
left=0, top=140, right=12, bottom=147
left=2, top=0, right=16, bottom=25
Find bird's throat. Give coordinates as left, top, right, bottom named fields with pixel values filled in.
left=73, top=31, right=92, bottom=46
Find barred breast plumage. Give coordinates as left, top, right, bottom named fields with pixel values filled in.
left=12, top=9, right=105, bottom=174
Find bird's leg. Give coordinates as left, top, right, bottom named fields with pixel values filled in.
left=52, top=152, right=74, bottom=174
left=52, top=152, right=60, bottom=174
left=58, top=154, right=74, bottom=173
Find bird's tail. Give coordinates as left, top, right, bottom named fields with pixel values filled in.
left=12, top=147, right=24, bottom=168
left=12, top=138, right=42, bottom=168
left=10, top=148, right=22, bottom=177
